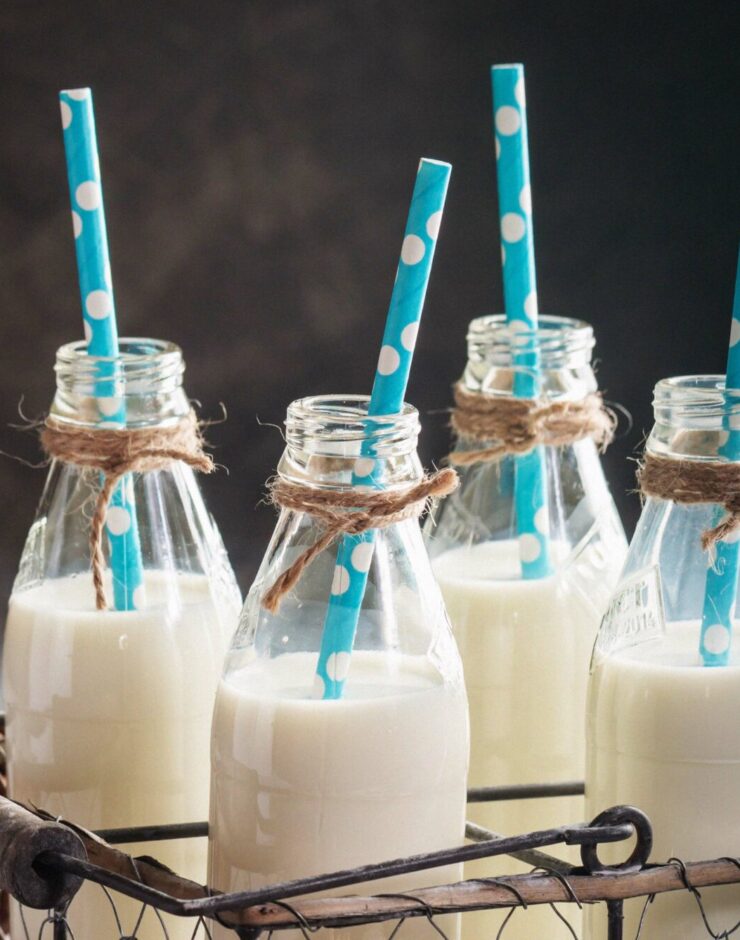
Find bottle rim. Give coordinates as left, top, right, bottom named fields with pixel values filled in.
left=648, top=374, right=740, bottom=460
left=51, top=337, right=188, bottom=428
left=283, top=395, right=421, bottom=467
left=652, top=374, right=740, bottom=416
left=467, top=314, right=595, bottom=367
left=55, top=337, right=184, bottom=386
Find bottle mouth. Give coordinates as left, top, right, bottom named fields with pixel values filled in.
left=52, top=337, right=188, bottom=429
left=649, top=375, right=740, bottom=460
left=285, top=395, right=420, bottom=458
left=467, top=314, right=595, bottom=369
left=652, top=374, right=740, bottom=420
left=55, top=338, right=184, bottom=391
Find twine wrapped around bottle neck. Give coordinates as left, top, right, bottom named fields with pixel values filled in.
left=41, top=411, right=214, bottom=610
left=448, top=383, right=616, bottom=466
left=638, top=451, right=740, bottom=550
left=261, top=467, right=458, bottom=614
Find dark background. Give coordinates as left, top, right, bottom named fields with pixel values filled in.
left=1, top=1, right=739, bottom=603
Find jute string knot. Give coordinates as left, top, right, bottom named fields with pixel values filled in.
left=41, top=411, right=214, bottom=610
left=261, top=467, right=459, bottom=614
left=638, top=451, right=740, bottom=551
left=448, top=383, right=616, bottom=466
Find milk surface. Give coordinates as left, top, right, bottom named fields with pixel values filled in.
left=3, top=571, right=239, bottom=940
left=433, top=539, right=620, bottom=939
left=586, top=622, right=740, bottom=938
left=208, top=651, right=469, bottom=940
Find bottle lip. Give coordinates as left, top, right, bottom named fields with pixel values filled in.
left=287, top=394, right=419, bottom=435
left=55, top=337, right=184, bottom=379
left=52, top=337, right=188, bottom=428
left=284, top=395, right=421, bottom=461
left=466, top=314, right=595, bottom=368
left=653, top=374, right=735, bottom=398
left=648, top=375, right=740, bottom=459
left=652, top=374, right=740, bottom=417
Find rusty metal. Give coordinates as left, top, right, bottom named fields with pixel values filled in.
left=467, top=781, right=585, bottom=802
left=0, top=781, right=737, bottom=938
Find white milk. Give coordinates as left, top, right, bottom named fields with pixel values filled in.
left=3, top=571, right=239, bottom=940
left=586, top=622, right=740, bottom=938
left=208, top=651, right=469, bottom=940
left=433, top=539, right=620, bottom=939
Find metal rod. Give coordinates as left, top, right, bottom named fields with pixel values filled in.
left=607, top=899, right=624, bottom=940
left=36, top=821, right=633, bottom=918
left=467, top=781, right=585, bottom=803
left=38, top=854, right=740, bottom=932
left=53, top=910, right=67, bottom=940
left=465, top=822, right=575, bottom=873
left=95, top=821, right=209, bottom=844
left=88, top=781, right=587, bottom=845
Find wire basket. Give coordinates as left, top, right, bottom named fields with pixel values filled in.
left=1, top=779, right=739, bottom=940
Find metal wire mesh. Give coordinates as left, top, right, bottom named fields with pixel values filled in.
left=7, top=856, right=740, bottom=940
left=11, top=890, right=740, bottom=939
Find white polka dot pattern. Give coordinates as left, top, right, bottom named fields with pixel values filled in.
left=75, top=180, right=101, bottom=211
left=377, top=345, right=401, bottom=376
left=330, top=565, right=350, bottom=596
left=492, top=64, right=552, bottom=579
left=105, top=506, right=131, bottom=537
left=401, top=234, right=425, bottom=265
left=85, top=289, right=112, bottom=320
left=699, top=249, right=740, bottom=664
left=353, top=457, right=375, bottom=478
left=314, top=159, right=452, bottom=699
left=400, top=321, right=419, bottom=351
left=60, top=87, right=144, bottom=611
left=350, top=541, right=374, bottom=573
left=501, top=212, right=525, bottom=243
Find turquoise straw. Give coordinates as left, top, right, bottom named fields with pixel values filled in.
left=699, top=248, right=740, bottom=666
left=313, top=158, right=452, bottom=700
left=60, top=88, right=145, bottom=611
left=491, top=64, right=552, bottom=579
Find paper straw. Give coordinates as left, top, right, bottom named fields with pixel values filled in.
left=312, top=158, right=452, bottom=700
left=699, top=248, right=740, bottom=666
left=491, top=64, right=552, bottom=579
left=60, top=88, right=145, bottom=611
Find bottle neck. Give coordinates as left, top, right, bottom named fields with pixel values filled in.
left=277, top=395, right=423, bottom=490
left=647, top=375, right=740, bottom=461
left=51, top=338, right=190, bottom=429
left=461, top=314, right=597, bottom=401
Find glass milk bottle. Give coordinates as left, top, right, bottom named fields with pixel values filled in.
left=586, top=375, right=740, bottom=939
left=3, top=338, right=241, bottom=940
left=208, top=394, right=469, bottom=940
left=424, top=315, right=626, bottom=938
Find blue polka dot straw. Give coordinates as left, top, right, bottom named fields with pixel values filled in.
left=491, top=64, right=552, bottom=579
left=314, top=158, right=452, bottom=700
left=699, top=247, right=740, bottom=666
left=60, top=88, right=145, bottom=611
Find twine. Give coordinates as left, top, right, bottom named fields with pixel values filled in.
left=261, top=467, right=459, bottom=614
left=448, top=384, right=616, bottom=466
left=41, top=411, right=214, bottom=610
left=638, top=451, right=740, bottom=550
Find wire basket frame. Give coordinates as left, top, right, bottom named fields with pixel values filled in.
left=1, top=713, right=738, bottom=940
left=0, top=786, right=739, bottom=940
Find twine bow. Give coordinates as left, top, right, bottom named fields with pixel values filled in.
left=41, top=411, right=213, bottom=610
left=448, top=384, right=616, bottom=466
left=638, top=451, right=740, bottom=551
left=261, top=467, right=459, bottom=614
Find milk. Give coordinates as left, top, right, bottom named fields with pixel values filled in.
left=433, top=538, right=621, bottom=939
left=208, top=650, right=469, bottom=940
left=586, top=622, right=740, bottom=938
left=3, top=570, right=239, bottom=940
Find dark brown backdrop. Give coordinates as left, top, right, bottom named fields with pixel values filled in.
left=1, top=0, right=739, bottom=604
